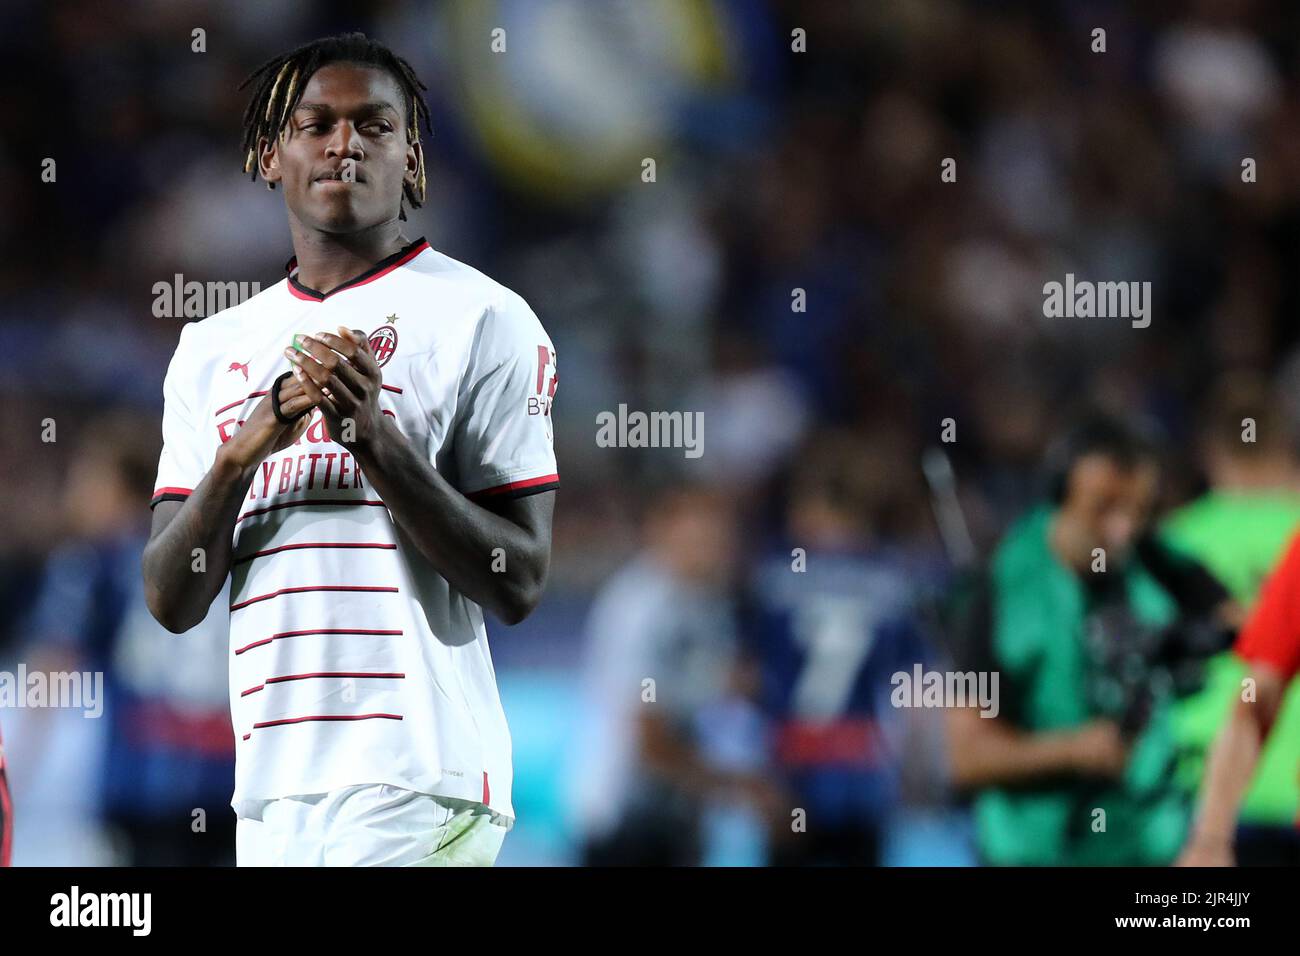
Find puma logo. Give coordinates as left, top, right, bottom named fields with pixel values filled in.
left=228, top=360, right=250, bottom=380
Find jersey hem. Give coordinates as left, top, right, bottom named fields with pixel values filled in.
left=231, top=781, right=515, bottom=831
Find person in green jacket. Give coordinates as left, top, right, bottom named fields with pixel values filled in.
left=947, top=415, right=1235, bottom=865
left=1162, top=375, right=1300, bottom=863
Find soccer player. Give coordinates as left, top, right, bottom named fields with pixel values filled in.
left=1179, top=529, right=1300, bottom=866
left=744, top=431, right=940, bottom=866
left=141, top=33, right=559, bottom=866
left=1161, top=375, right=1300, bottom=862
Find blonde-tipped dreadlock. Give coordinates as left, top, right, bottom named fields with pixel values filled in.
left=238, top=33, right=432, bottom=219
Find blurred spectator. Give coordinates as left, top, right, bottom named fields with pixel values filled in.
left=744, top=430, right=945, bottom=865
left=1179, top=522, right=1300, bottom=867
left=688, top=333, right=813, bottom=494
left=569, top=485, right=778, bottom=865
left=1162, top=373, right=1300, bottom=860
left=16, top=412, right=235, bottom=866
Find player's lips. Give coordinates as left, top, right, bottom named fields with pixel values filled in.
left=312, top=170, right=366, bottom=185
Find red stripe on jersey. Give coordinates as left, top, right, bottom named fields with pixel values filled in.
left=230, top=584, right=398, bottom=612
left=234, top=628, right=403, bottom=656
left=468, top=474, right=560, bottom=500
left=241, top=671, right=405, bottom=697
left=267, top=671, right=405, bottom=684
left=237, top=498, right=388, bottom=523
left=232, top=541, right=397, bottom=565
left=214, top=391, right=269, bottom=417
left=380, top=384, right=403, bottom=394
left=483, top=771, right=490, bottom=806
left=251, top=713, right=404, bottom=729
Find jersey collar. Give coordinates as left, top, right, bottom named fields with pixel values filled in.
left=285, top=237, right=430, bottom=302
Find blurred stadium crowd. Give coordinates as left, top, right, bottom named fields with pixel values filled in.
left=4, top=0, right=1300, bottom=865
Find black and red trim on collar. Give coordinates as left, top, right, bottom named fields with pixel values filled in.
left=285, top=237, right=429, bottom=302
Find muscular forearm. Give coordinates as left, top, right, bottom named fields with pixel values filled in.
left=351, top=418, right=547, bottom=624
left=142, top=448, right=254, bottom=633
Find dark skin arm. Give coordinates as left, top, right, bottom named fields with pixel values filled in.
left=142, top=375, right=317, bottom=633
left=284, top=327, right=553, bottom=625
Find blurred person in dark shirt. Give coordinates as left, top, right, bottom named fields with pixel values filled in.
left=20, top=413, right=235, bottom=865
left=745, top=429, right=942, bottom=866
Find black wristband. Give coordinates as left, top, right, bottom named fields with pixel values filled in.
left=270, top=370, right=308, bottom=425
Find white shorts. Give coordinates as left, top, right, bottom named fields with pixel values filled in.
left=236, top=784, right=508, bottom=867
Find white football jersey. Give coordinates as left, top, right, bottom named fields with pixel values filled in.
left=151, top=238, right=559, bottom=824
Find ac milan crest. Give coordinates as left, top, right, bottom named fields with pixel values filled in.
left=369, top=325, right=398, bottom=367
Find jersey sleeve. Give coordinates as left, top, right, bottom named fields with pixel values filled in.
left=1235, top=530, right=1300, bottom=681
left=151, top=324, right=207, bottom=508
left=452, top=291, right=559, bottom=501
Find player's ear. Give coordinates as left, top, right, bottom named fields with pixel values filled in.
left=405, top=139, right=421, bottom=189
left=258, top=134, right=283, bottom=188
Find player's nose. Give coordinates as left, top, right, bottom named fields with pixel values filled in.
left=324, top=121, right=364, bottom=161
